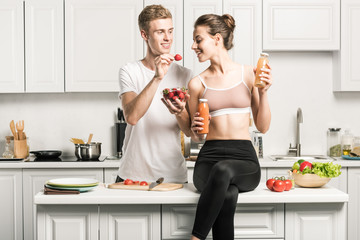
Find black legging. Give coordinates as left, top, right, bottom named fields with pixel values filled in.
left=192, top=140, right=261, bottom=240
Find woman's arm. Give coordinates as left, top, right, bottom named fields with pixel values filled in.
left=251, top=63, right=272, bottom=133
left=187, top=77, right=206, bottom=142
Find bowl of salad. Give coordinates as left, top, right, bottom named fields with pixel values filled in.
left=291, top=160, right=341, bottom=188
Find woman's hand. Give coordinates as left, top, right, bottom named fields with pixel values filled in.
left=191, top=112, right=211, bottom=140
left=253, top=63, right=273, bottom=94
left=161, top=93, right=189, bottom=115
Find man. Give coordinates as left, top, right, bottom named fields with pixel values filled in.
left=117, top=5, right=192, bottom=183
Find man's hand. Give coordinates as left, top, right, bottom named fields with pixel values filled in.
left=161, top=93, right=189, bottom=115
left=154, top=54, right=174, bottom=80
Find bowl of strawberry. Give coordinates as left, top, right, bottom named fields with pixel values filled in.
left=162, top=87, right=187, bottom=103
left=290, top=159, right=342, bottom=188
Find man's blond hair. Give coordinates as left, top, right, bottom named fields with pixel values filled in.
left=138, top=5, right=172, bottom=33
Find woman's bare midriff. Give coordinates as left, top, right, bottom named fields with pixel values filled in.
left=205, top=113, right=251, bottom=140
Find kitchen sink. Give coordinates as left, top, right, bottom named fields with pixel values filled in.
left=270, top=155, right=334, bottom=162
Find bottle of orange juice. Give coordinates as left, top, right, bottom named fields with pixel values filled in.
left=197, top=99, right=209, bottom=134
left=254, top=53, right=269, bottom=88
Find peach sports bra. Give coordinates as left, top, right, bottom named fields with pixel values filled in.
left=199, top=65, right=251, bottom=117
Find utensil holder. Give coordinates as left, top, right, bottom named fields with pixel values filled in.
left=14, top=138, right=29, bottom=158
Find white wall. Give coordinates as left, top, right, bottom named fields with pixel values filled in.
left=0, top=52, right=359, bottom=158
left=0, top=92, right=120, bottom=157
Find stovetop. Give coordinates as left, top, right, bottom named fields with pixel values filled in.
left=30, top=156, right=103, bottom=162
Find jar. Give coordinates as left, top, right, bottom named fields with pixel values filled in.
left=2, top=136, right=14, bottom=158
left=197, top=99, right=209, bottom=134
left=327, top=128, right=341, bottom=157
left=255, top=53, right=269, bottom=88
left=354, top=137, right=360, bottom=148
left=341, top=129, right=354, bottom=156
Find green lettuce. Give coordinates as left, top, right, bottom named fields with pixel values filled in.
left=300, top=162, right=342, bottom=178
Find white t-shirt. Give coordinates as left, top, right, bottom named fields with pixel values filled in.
left=118, top=61, right=192, bottom=183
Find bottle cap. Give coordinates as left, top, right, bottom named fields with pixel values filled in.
left=199, top=99, right=208, bottom=102
left=260, top=52, right=269, bottom=57
left=328, top=128, right=341, bottom=132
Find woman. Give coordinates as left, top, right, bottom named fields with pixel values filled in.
left=187, top=14, right=272, bottom=240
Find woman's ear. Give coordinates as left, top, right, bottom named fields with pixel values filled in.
left=214, top=33, right=222, bottom=45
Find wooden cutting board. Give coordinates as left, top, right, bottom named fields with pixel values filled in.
left=107, top=182, right=183, bottom=191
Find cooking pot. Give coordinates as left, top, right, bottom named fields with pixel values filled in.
left=75, top=142, right=101, bottom=160
left=30, top=150, right=62, bottom=159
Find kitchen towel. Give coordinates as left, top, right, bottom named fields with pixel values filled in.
left=44, top=185, right=80, bottom=195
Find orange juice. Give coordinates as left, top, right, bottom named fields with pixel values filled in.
left=254, top=53, right=269, bottom=88
left=197, top=99, right=209, bottom=134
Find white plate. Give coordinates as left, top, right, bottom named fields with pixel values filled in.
left=46, top=178, right=99, bottom=187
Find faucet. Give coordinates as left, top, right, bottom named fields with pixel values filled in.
left=289, top=108, right=303, bottom=156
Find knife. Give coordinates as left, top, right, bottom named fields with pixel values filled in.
left=148, top=177, right=164, bottom=191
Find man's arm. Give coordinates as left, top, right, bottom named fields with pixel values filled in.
left=121, top=76, right=162, bottom=125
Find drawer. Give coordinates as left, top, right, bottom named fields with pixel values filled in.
left=162, top=203, right=284, bottom=239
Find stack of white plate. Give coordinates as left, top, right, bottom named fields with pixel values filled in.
left=45, top=178, right=99, bottom=192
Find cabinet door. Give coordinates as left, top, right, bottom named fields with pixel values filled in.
left=25, top=0, right=64, bottom=92
left=263, top=0, right=340, bottom=50
left=333, top=0, right=360, bottom=91
left=100, top=205, right=161, bottom=240
left=145, top=0, right=183, bottom=65
left=162, top=204, right=284, bottom=239
left=0, top=169, right=23, bottom=240
left=37, top=205, right=98, bottom=240
left=23, top=168, right=103, bottom=240
left=224, top=0, right=262, bottom=66
left=286, top=203, right=346, bottom=240
left=65, top=0, right=143, bottom=92
left=104, top=167, right=119, bottom=183
left=183, top=0, right=222, bottom=76
left=348, top=168, right=360, bottom=240
left=0, top=0, right=24, bottom=93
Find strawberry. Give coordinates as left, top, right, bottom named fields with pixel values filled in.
left=168, top=92, right=174, bottom=99
left=176, top=90, right=182, bottom=96
left=174, top=54, right=182, bottom=61
left=178, top=92, right=185, bottom=100
left=172, top=96, right=179, bottom=101
left=162, top=88, right=170, bottom=95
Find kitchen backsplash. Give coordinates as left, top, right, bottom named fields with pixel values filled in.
left=0, top=52, right=359, bottom=158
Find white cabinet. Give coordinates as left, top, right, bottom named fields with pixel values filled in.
left=263, top=0, right=340, bottom=51
left=0, top=0, right=63, bottom=93
left=162, top=203, right=284, bottom=239
left=333, top=0, right=360, bottom=91
left=25, top=0, right=64, bottom=92
left=0, top=169, right=23, bottom=240
left=348, top=168, right=360, bottom=240
left=65, top=0, right=143, bottom=92
left=183, top=0, right=222, bottom=76
left=23, top=168, right=103, bottom=240
left=100, top=205, right=161, bottom=240
left=285, top=203, right=346, bottom=240
left=37, top=205, right=99, bottom=240
left=224, top=0, right=262, bottom=66
left=0, top=0, right=24, bottom=93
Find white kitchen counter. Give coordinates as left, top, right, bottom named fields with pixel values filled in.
left=1, top=156, right=359, bottom=169
left=34, top=183, right=348, bottom=205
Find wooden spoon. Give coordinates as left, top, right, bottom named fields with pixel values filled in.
left=87, top=133, right=93, bottom=144
left=10, top=120, right=17, bottom=139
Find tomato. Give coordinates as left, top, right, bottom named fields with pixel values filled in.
left=124, top=179, right=134, bottom=185
left=266, top=178, right=276, bottom=191
left=140, top=181, right=148, bottom=186
left=299, top=161, right=312, bottom=172
left=273, top=180, right=286, bottom=192
left=133, top=180, right=139, bottom=184
left=284, top=180, right=292, bottom=191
